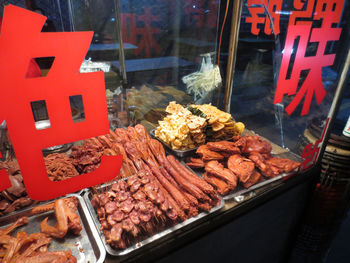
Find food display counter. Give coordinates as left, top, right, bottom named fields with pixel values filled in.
left=0, top=0, right=349, bottom=262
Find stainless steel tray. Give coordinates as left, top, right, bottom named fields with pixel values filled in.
left=0, top=194, right=106, bottom=263
left=222, top=170, right=299, bottom=201
left=185, top=151, right=302, bottom=201
left=83, top=186, right=224, bottom=257
left=150, top=129, right=197, bottom=158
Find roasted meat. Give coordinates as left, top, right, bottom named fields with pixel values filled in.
left=205, top=161, right=237, bottom=189
left=0, top=161, right=36, bottom=216
left=206, top=141, right=241, bottom=154
left=44, top=153, right=79, bottom=181
left=248, top=152, right=279, bottom=178
left=186, top=158, right=205, bottom=168
left=242, top=170, right=262, bottom=188
left=0, top=216, right=76, bottom=263
left=233, top=135, right=272, bottom=154
left=203, top=172, right=231, bottom=195
left=196, top=145, right=225, bottom=161
left=89, top=125, right=220, bottom=251
left=33, top=197, right=82, bottom=239
left=266, top=158, right=300, bottom=173
left=227, top=154, right=255, bottom=183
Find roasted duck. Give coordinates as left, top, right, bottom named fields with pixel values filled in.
left=233, top=135, right=272, bottom=154
left=196, top=145, right=225, bottom=161
left=0, top=216, right=76, bottom=263
left=32, top=197, right=82, bottom=239
left=227, top=154, right=255, bottom=183
left=0, top=161, right=36, bottom=216
left=187, top=134, right=300, bottom=193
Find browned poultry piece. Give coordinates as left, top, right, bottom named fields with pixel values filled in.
left=248, top=152, right=279, bottom=178
left=227, top=154, right=255, bottom=183
left=40, top=198, right=82, bottom=238
left=204, top=161, right=237, bottom=189
left=206, top=141, right=241, bottom=154
left=242, top=170, right=262, bottom=188
left=0, top=218, right=77, bottom=263
left=0, top=216, right=28, bottom=236
left=266, top=158, right=300, bottom=173
left=196, top=145, right=225, bottom=161
left=186, top=158, right=205, bottom=168
left=203, top=172, right=231, bottom=195
left=233, top=135, right=272, bottom=154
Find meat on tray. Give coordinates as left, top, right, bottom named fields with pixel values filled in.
left=0, top=161, right=37, bottom=216
left=31, top=197, right=82, bottom=239
left=90, top=124, right=221, bottom=251
left=0, top=215, right=77, bottom=263
left=187, top=135, right=301, bottom=194
left=44, top=153, right=79, bottom=181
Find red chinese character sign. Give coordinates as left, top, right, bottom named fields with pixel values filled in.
left=245, top=0, right=345, bottom=116
left=301, top=118, right=330, bottom=170
left=274, top=0, right=344, bottom=116
left=0, top=5, right=122, bottom=201
left=246, top=0, right=282, bottom=35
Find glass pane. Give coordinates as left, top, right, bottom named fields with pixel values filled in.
left=229, top=0, right=349, bottom=168
left=121, top=0, right=222, bottom=128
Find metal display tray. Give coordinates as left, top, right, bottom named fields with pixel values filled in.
left=0, top=194, right=106, bottom=263
left=222, top=170, right=299, bottom=201
left=83, top=185, right=224, bottom=257
left=150, top=129, right=197, bottom=158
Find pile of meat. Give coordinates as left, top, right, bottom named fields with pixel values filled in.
left=0, top=216, right=77, bottom=263
left=0, top=161, right=36, bottom=216
left=90, top=124, right=220, bottom=250
left=69, top=141, right=104, bottom=174
left=44, top=153, right=79, bottom=181
left=187, top=135, right=300, bottom=195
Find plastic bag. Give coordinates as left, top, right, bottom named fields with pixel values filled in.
left=182, top=53, right=222, bottom=103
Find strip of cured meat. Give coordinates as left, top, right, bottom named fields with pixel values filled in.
left=167, top=155, right=216, bottom=197
left=206, top=141, right=241, bottom=154
left=148, top=164, right=191, bottom=213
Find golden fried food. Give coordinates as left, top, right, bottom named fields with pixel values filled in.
left=156, top=102, right=245, bottom=150
left=155, top=102, right=207, bottom=150
left=191, top=104, right=244, bottom=140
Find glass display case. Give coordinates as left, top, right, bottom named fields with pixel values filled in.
left=0, top=0, right=349, bottom=262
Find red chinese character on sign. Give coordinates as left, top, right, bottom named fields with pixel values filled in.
left=289, top=0, right=315, bottom=26
left=301, top=118, right=329, bottom=170
left=245, top=0, right=282, bottom=35
left=122, top=8, right=161, bottom=57
left=0, top=5, right=122, bottom=201
left=275, top=0, right=344, bottom=116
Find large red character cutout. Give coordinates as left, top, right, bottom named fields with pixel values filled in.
left=0, top=6, right=122, bottom=200
left=274, top=0, right=344, bottom=116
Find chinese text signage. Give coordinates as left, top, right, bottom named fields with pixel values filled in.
left=0, top=5, right=122, bottom=201
left=246, top=0, right=345, bottom=116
